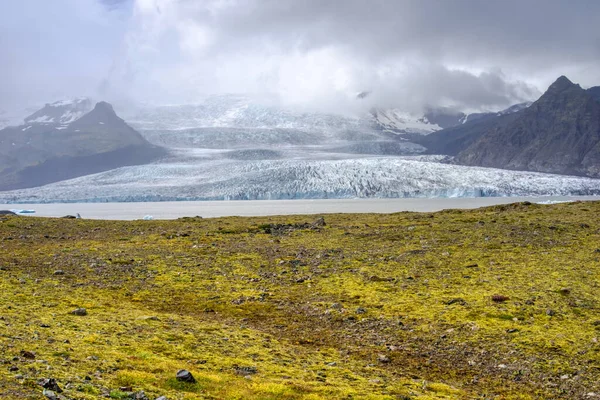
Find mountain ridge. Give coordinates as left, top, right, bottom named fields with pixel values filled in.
left=0, top=101, right=166, bottom=191
left=451, top=76, right=600, bottom=177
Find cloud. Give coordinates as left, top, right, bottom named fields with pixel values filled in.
left=2, top=0, right=600, bottom=114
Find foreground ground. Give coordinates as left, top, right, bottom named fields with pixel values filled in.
left=0, top=202, right=599, bottom=399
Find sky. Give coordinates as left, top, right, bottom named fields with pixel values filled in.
left=1, top=0, right=600, bottom=115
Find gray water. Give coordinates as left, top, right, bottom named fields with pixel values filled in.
left=6, top=196, right=598, bottom=220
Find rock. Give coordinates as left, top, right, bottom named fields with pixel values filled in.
left=40, top=324, right=50, bottom=328
left=356, top=307, right=367, bottom=314
left=9, top=366, right=18, bottom=372
left=0, top=210, right=16, bottom=215
left=445, top=298, right=467, bottom=306
left=377, top=354, right=390, bottom=364
left=61, top=215, right=77, bottom=219
left=491, top=295, right=510, bottom=303
left=176, top=369, right=196, bottom=383
left=312, top=217, right=326, bottom=227
left=546, top=309, right=556, bottom=316
left=43, top=389, right=59, bottom=400
left=14, top=374, right=23, bottom=379
left=368, top=275, right=395, bottom=282
left=155, top=397, right=168, bottom=400
left=70, top=308, right=87, bottom=316
left=20, top=350, right=36, bottom=359
left=559, top=287, right=571, bottom=295
left=133, top=391, right=149, bottom=400
left=40, top=378, right=63, bottom=393
left=234, top=366, right=257, bottom=375
left=120, top=386, right=133, bottom=392
left=53, top=270, right=65, bottom=275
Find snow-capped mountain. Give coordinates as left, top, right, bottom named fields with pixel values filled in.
left=370, top=109, right=442, bottom=135
left=24, top=97, right=93, bottom=126
left=460, top=102, right=532, bottom=124
left=124, top=94, right=375, bottom=134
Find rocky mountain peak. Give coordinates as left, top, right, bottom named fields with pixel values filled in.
left=545, top=75, right=579, bottom=94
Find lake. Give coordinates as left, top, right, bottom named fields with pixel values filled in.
left=6, top=196, right=598, bottom=220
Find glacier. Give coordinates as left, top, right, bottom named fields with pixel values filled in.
left=2, top=95, right=599, bottom=204
left=1, top=150, right=599, bottom=203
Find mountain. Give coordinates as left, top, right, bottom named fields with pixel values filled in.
left=589, top=86, right=600, bottom=103
left=0, top=101, right=166, bottom=191
left=417, top=102, right=531, bottom=155
left=453, top=76, right=600, bottom=177
left=24, top=98, right=93, bottom=125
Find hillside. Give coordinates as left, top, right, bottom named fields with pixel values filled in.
left=452, top=76, right=600, bottom=177
left=0, top=101, right=166, bottom=191
left=1, top=202, right=600, bottom=399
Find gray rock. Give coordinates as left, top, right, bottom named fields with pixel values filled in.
left=133, top=391, right=149, bottom=400
left=234, top=366, right=257, bottom=375
left=155, top=397, right=168, bottom=400
left=377, top=354, right=390, bottom=363
left=71, top=308, right=87, bottom=316
left=40, top=378, right=63, bottom=393
left=43, top=389, right=59, bottom=400
left=176, top=369, right=196, bottom=383
left=53, top=270, right=65, bottom=275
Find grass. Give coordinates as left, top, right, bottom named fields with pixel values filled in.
left=0, top=201, right=599, bottom=399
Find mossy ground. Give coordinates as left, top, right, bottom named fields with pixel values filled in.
left=0, top=201, right=599, bottom=399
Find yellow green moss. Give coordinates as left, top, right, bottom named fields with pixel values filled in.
left=0, top=201, right=599, bottom=399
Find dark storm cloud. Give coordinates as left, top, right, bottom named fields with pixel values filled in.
left=2, top=0, right=599, bottom=114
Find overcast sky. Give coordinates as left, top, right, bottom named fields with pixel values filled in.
left=2, top=0, right=599, bottom=114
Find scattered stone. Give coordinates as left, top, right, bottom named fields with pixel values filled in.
left=8, top=366, right=18, bottom=372
left=330, top=303, right=342, bottom=310
left=368, top=275, right=395, bottom=282
left=355, top=307, right=367, bottom=314
left=155, top=397, right=168, bottom=400
left=0, top=210, right=16, bottom=215
left=133, top=391, right=149, bottom=400
left=325, top=362, right=337, bottom=367
left=445, top=298, right=467, bottom=306
left=20, top=350, right=36, bottom=359
left=120, top=386, right=132, bottom=392
left=464, top=263, right=479, bottom=268
left=506, top=328, right=519, bottom=334
left=377, top=354, right=390, bottom=364
left=43, top=389, right=59, bottom=400
left=53, top=270, right=65, bottom=276
left=234, top=366, right=258, bottom=375
left=176, top=369, right=196, bottom=383
left=40, top=324, right=50, bottom=328
left=70, top=308, right=87, bottom=316
left=40, top=378, right=63, bottom=393
left=312, top=217, right=326, bottom=227
left=491, top=295, right=510, bottom=303
left=14, top=374, right=23, bottom=379
left=61, top=215, right=77, bottom=219
left=546, top=309, right=556, bottom=316
left=559, top=287, right=571, bottom=295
